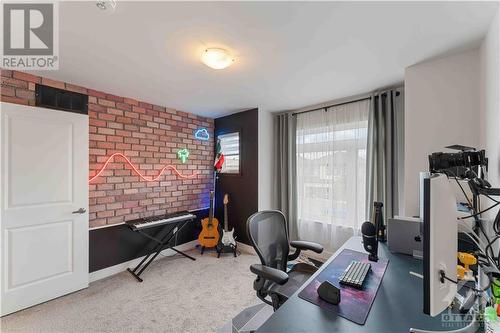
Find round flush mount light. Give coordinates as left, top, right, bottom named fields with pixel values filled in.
left=201, top=48, right=234, bottom=70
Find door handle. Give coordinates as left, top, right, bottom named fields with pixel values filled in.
left=72, top=208, right=86, bottom=214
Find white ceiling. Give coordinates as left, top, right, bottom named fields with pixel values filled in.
left=37, top=1, right=498, bottom=117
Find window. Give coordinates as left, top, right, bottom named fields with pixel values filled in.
left=295, top=100, right=370, bottom=252
left=218, top=132, right=240, bottom=174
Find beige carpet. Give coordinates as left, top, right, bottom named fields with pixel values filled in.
left=1, top=249, right=259, bottom=333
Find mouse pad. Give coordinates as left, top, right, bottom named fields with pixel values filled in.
left=298, top=249, right=389, bottom=325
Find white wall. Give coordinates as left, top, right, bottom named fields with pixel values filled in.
left=258, top=109, right=274, bottom=210
left=479, top=8, right=500, bottom=217
left=404, top=50, right=481, bottom=217
left=261, top=10, right=499, bottom=218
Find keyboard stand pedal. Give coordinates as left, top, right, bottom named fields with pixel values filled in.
left=126, top=268, right=143, bottom=282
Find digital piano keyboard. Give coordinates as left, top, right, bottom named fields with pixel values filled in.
left=126, top=211, right=196, bottom=231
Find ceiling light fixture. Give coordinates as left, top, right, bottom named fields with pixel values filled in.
left=201, top=48, right=234, bottom=70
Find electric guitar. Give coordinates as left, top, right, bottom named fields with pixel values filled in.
left=198, top=191, right=220, bottom=248
left=220, top=194, right=236, bottom=247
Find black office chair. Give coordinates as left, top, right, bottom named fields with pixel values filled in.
left=246, top=210, right=324, bottom=310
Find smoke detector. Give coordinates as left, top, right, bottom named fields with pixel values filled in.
left=96, top=1, right=117, bottom=12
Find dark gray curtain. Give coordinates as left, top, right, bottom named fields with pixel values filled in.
left=273, top=113, right=298, bottom=240
left=366, top=88, right=405, bottom=224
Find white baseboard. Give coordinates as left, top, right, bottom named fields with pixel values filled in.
left=89, top=240, right=198, bottom=283
left=237, top=241, right=256, bottom=255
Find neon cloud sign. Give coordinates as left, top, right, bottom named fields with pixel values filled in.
left=194, top=128, right=210, bottom=141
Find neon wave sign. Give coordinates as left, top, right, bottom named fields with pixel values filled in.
left=88, top=152, right=200, bottom=183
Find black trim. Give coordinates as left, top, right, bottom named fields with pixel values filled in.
left=89, top=208, right=208, bottom=272
left=35, top=84, right=88, bottom=115
left=423, top=178, right=431, bottom=315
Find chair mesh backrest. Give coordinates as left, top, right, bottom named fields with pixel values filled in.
left=247, top=210, right=290, bottom=272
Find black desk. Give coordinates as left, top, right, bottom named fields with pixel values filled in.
left=257, top=237, right=459, bottom=332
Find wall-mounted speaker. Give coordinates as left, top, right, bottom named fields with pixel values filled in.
left=35, top=84, right=88, bottom=115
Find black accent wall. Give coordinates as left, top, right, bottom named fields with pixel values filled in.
left=214, top=108, right=259, bottom=245
left=89, top=208, right=208, bottom=272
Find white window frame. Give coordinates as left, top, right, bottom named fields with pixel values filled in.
left=218, top=131, right=241, bottom=175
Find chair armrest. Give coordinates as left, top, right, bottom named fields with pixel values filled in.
left=250, top=264, right=289, bottom=285
left=290, top=240, right=324, bottom=254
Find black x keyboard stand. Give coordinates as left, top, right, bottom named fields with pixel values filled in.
left=126, top=212, right=196, bottom=282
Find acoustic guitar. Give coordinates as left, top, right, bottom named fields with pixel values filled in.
left=198, top=191, right=220, bottom=248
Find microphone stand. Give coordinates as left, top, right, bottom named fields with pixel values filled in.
left=374, top=202, right=386, bottom=243
left=370, top=202, right=382, bottom=262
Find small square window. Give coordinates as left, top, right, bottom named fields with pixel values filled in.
left=218, top=132, right=240, bottom=174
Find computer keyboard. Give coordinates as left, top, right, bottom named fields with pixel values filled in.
left=339, top=261, right=371, bottom=289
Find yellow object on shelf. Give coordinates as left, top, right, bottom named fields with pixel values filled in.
left=457, top=252, right=477, bottom=271
left=457, top=265, right=466, bottom=280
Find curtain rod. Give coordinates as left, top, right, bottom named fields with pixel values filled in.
left=292, top=96, right=370, bottom=116
left=291, top=90, right=401, bottom=117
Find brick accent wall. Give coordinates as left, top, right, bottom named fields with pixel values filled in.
left=1, top=70, right=214, bottom=228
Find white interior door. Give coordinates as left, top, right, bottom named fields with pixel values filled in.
left=1, top=102, right=89, bottom=316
